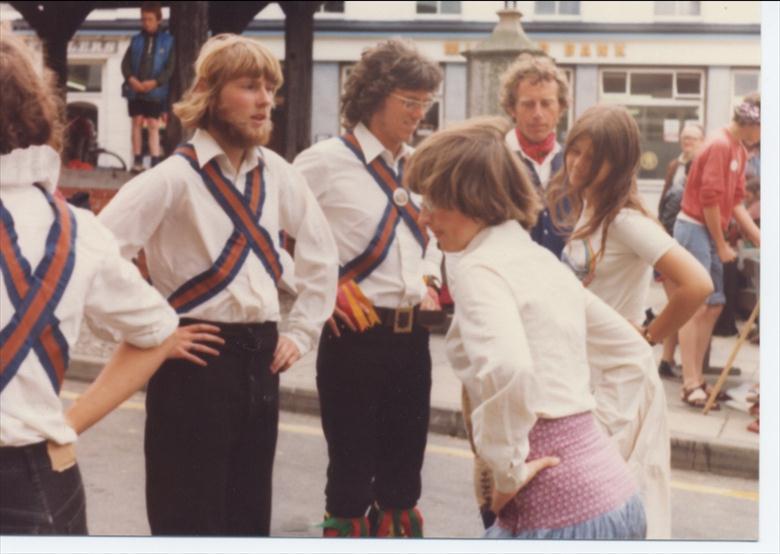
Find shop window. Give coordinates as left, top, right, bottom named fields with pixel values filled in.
left=67, top=63, right=102, bottom=93
left=534, top=1, right=580, bottom=15
left=602, top=71, right=627, bottom=94
left=654, top=1, right=700, bottom=16
left=731, top=69, right=760, bottom=114
left=416, top=1, right=462, bottom=15
left=600, top=68, right=704, bottom=180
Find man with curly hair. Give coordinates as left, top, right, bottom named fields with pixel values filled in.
left=499, top=53, right=571, bottom=257
left=294, top=39, right=443, bottom=538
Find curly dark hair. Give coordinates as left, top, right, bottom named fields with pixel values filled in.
left=341, top=39, right=442, bottom=129
left=0, top=33, right=64, bottom=154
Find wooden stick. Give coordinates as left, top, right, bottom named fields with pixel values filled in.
left=703, top=302, right=760, bottom=414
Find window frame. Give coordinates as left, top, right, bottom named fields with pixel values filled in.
left=415, top=0, right=463, bottom=18
left=533, top=1, right=581, bottom=19
left=598, top=67, right=706, bottom=183
left=653, top=1, right=702, bottom=18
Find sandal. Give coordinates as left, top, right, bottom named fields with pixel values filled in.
left=703, top=382, right=731, bottom=402
left=681, top=384, right=720, bottom=410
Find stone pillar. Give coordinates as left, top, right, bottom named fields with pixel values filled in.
left=462, top=8, right=546, bottom=118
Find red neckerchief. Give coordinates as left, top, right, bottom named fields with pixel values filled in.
left=516, top=129, right=556, bottom=164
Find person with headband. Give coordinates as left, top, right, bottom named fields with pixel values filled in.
left=0, top=32, right=220, bottom=535
left=100, top=34, right=338, bottom=535
left=407, top=117, right=649, bottom=539
left=673, top=93, right=761, bottom=411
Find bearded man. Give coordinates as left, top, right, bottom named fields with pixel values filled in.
left=99, top=34, right=338, bottom=536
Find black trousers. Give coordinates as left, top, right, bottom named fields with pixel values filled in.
left=0, top=442, right=87, bottom=535
left=144, top=320, right=279, bottom=536
left=316, top=320, right=432, bottom=518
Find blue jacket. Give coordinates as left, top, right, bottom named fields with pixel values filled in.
left=519, top=150, right=569, bottom=259
left=122, top=30, right=174, bottom=103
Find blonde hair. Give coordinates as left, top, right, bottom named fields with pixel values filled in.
left=499, top=54, right=570, bottom=117
left=0, top=33, right=64, bottom=154
left=173, top=34, right=283, bottom=130
left=405, top=117, right=540, bottom=230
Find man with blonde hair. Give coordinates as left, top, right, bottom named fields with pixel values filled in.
left=100, top=34, right=338, bottom=535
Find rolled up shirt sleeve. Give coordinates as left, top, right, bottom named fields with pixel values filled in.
left=81, top=213, right=178, bottom=348
left=449, top=263, right=541, bottom=493
left=277, top=162, right=338, bottom=356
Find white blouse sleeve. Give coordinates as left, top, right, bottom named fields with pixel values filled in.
left=583, top=289, right=654, bottom=456
left=449, top=263, right=541, bottom=493
left=277, top=161, right=339, bottom=356
left=81, top=212, right=179, bottom=348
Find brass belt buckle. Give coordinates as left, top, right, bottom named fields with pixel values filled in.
left=393, top=306, right=414, bottom=334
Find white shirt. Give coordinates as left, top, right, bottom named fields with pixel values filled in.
left=445, top=220, right=596, bottom=494
left=562, top=207, right=676, bottom=325
left=99, top=130, right=338, bottom=356
left=504, top=128, right=562, bottom=188
left=584, top=289, right=671, bottom=539
left=1, top=145, right=178, bottom=446
left=293, top=123, right=442, bottom=309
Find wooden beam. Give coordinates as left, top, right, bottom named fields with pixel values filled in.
left=280, top=2, right=317, bottom=161
left=11, top=1, right=95, bottom=92
left=209, top=1, right=268, bottom=34
left=164, top=1, right=209, bottom=152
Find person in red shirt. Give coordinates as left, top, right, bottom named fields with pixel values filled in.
left=673, top=93, right=761, bottom=408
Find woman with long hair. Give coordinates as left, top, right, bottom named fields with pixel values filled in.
left=546, top=105, right=713, bottom=537
left=406, top=117, right=652, bottom=539
left=548, top=105, right=712, bottom=344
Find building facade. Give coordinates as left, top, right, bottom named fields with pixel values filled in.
left=1, top=0, right=761, bottom=193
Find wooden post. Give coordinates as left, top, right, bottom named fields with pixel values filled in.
left=164, top=1, right=209, bottom=152
left=703, top=302, right=760, bottom=414
left=10, top=1, right=94, bottom=96
left=281, top=2, right=317, bottom=161
left=209, top=1, right=267, bottom=34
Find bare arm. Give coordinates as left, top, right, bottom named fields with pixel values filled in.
left=732, top=203, right=760, bottom=247
left=65, top=338, right=174, bottom=435
left=65, top=324, right=223, bottom=435
left=647, top=245, right=713, bottom=343
left=701, top=204, right=735, bottom=263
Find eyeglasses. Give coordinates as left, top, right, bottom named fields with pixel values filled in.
left=389, top=93, right=437, bottom=113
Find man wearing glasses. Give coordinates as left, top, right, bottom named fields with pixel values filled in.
left=294, top=39, right=442, bottom=538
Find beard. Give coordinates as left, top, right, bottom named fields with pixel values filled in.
left=211, top=104, right=273, bottom=149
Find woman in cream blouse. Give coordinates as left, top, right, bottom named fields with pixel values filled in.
left=406, top=117, right=653, bottom=539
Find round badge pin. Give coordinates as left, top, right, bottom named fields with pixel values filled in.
left=393, top=188, right=409, bottom=207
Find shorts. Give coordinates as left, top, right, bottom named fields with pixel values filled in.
left=673, top=219, right=725, bottom=305
left=127, top=98, right=164, bottom=119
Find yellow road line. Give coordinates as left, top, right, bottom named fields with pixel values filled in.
left=669, top=480, right=758, bottom=501
left=61, top=388, right=759, bottom=502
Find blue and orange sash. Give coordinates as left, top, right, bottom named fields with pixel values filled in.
left=0, top=185, right=77, bottom=393
left=334, top=133, right=429, bottom=331
left=168, top=144, right=283, bottom=314
left=338, top=132, right=428, bottom=285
